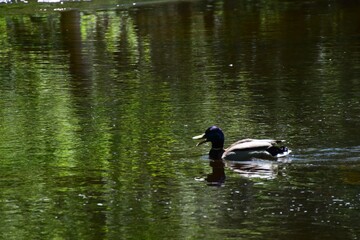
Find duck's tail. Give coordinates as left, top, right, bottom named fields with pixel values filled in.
left=267, top=146, right=291, bottom=158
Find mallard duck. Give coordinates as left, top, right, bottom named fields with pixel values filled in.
left=193, top=126, right=291, bottom=161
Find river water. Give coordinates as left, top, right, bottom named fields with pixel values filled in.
left=0, top=0, right=360, bottom=239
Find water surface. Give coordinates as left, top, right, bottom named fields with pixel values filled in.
left=1, top=0, right=360, bottom=239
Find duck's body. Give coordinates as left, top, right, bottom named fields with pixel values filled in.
left=193, top=126, right=291, bottom=161
left=222, top=138, right=289, bottom=161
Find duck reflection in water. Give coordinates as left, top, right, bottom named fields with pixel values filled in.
left=205, top=159, right=226, bottom=186
left=226, top=160, right=279, bottom=179
left=203, top=156, right=280, bottom=186
left=194, top=126, right=291, bottom=184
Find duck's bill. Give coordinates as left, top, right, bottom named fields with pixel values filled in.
left=192, top=134, right=205, bottom=140
left=192, top=134, right=207, bottom=146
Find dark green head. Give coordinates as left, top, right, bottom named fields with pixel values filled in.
left=193, top=126, right=225, bottom=149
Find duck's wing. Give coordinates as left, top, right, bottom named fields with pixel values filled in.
left=222, top=139, right=281, bottom=161
left=226, top=139, right=285, bottom=152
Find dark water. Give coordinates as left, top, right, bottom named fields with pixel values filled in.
left=1, top=0, right=360, bottom=239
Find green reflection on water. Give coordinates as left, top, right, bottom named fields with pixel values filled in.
left=1, top=0, right=360, bottom=239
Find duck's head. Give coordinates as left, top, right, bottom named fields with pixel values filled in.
left=192, top=126, right=225, bottom=149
